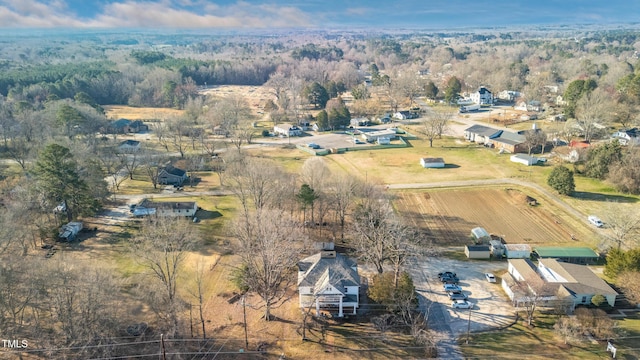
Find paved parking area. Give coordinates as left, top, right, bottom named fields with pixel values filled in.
left=409, top=255, right=515, bottom=336
left=281, top=124, right=402, bottom=150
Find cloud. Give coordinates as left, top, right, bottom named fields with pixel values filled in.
left=0, top=0, right=315, bottom=28
left=0, top=0, right=85, bottom=27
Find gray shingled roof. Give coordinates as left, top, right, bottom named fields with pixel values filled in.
left=493, top=130, right=525, bottom=145
left=298, top=252, right=360, bottom=292
left=465, top=124, right=501, bottom=138
left=539, top=259, right=617, bottom=296
left=120, top=140, right=140, bottom=147
left=162, top=165, right=186, bottom=177
left=139, top=199, right=196, bottom=210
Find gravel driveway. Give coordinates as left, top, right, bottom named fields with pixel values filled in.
left=408, top=253, right=516, bottom=358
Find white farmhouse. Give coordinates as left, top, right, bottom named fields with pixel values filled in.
left=470, top=86, right=493, bottom=105
left=612, top=128, right=639, bottom=146
left=298, top=247, right=360, bottom=317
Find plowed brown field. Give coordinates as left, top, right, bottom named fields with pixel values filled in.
left=394, top=187, right=595, bottom=246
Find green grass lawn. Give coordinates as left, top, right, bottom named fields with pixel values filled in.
left=615, top=317, right=640, bottom=359
left=460, top=314, right=606, bottom=359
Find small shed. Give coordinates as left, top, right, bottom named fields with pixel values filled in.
left=420, top=158, right=445, bottom=168
left=510, top=154, right=537, bottom=166
left=489, top=240, right=504, bottom=258
left=465, top=245, right=491, bottom=259
left=470, top=227, right=491, bottom=244
left=504, top=244, right=532, bottom=259
left=532, top=246, right=599, bottom=265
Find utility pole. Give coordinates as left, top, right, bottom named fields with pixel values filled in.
left=160, top=334, right=167, bottom=360
left=189, top=303, right=194, bottom=338
left=466, top=307, right=472, bottom=344
left=242, top=295, right=249, bottom=349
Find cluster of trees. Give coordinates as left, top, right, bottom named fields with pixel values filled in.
left=223, top=155, right=428, bottom=325
left=548, top=141, right=640, bottom=196
left=584, top=142, right=640, bottom=194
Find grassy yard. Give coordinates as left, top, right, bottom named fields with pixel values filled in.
left=460, top=314, right=606, bottom=359
left=615, top=316, right=640, bottom=359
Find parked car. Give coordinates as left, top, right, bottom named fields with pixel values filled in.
left=438, top=271, right=457, bottom=279
left=485, top=273, right=496, bottom=283
left=448, top=292, right=468, bottom=300
left=443, top=284, right=463, bottom=293
left=451, top=300, right=473, bottom=309
left=307, top=143, right=320, bottom=149
left=588, top=215, right=603, bottom=228
left=441, top=276, right=459, bottom=284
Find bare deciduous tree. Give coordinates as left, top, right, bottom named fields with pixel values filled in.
left=189, top=256, right=217, bottom=339
left=422, top=109, right=453, bottom=147
left=231, top=209, right=306, bottom=321
left=351, top=188, right=417, bottom=280
left=226, top=157, right=286, bottom=217
left=523, top=129, right=548, bottom=155
left=328, top=174, right=359, bottom=240
left=554, top=316, right=581, bottom=344
left=119, top=147, right=141, bottom=180
left=141, top=150, right=166, bottom=189
left=575, top=89, right=611, bottom=142
left=618, top=271, right=640, bottom=304
left=514, top=275, right=555, bottom=326
left=130, top=217, right=198, bottom=337
left=96, top=144, right=127, bottom=195
left=601, top=202, right=640, bottom=249
left=167, top=117, right=189, bottom=158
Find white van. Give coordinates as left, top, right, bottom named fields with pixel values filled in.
left=588, top=215, right=603, bottom=228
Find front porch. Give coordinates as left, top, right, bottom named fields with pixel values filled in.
left=301, top=294, right=359, bottom=318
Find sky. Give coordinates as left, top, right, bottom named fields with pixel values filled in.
left=0, top=0, right=638, bottom=29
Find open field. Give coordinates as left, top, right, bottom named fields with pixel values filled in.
left=393, top=187, right=598, bottom=246
left=104, top=105, right=184, bottom=120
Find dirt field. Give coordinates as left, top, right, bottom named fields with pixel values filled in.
left=201, top=85, right=274, bottom=117
left=393, top=187, right=596, bottom=246
left=103, top=105, right=184, bottom=120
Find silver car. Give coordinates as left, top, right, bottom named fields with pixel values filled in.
left=451, top=300, right=473, bottom=309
